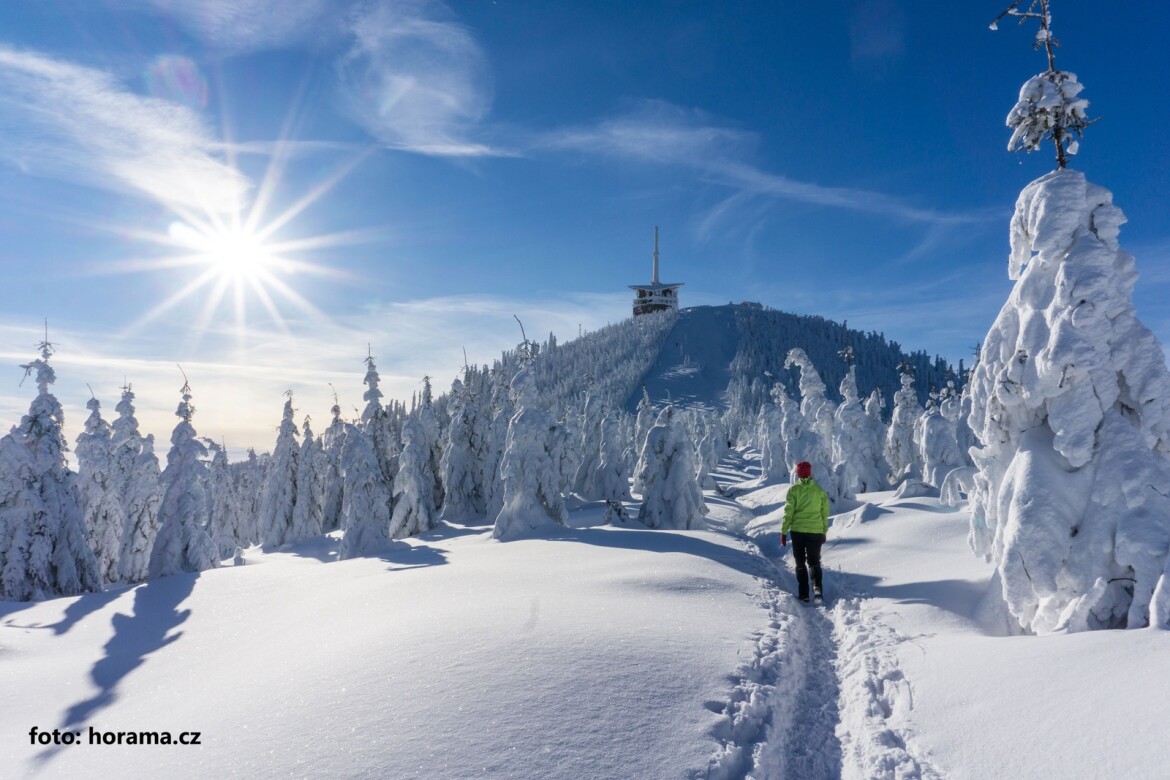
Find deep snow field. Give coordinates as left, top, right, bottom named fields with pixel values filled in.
left=3, top=451, right=1168, bottom=779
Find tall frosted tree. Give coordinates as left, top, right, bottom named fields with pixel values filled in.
left=75, top=395, right=124, bottom=583
left=339, top=422, right=392, bottom=558
left=319, top=394, right=348, bottom=533
left=596, top=413, right=633, bottom=524
left=834, top=366, right=886, bottom=495
left=257, top=394, right=300, bottom=548
left=147, top=377, right=219, bottom=579
left=391, top=415, right=437, bottom=538
left=885, top=364, right=923, bottom=483
left=493, top=357, right=567, bottom=541
left=969, top=2, right=1170, bottom=632
left=205, top=440, right=245, bottom=560
left=0, top=337, right=100, bottom=600
left=918, top=380, right=968, bottom=488
left=439, top=377, right=483, bottom=521
left=118, top=433, right=162, bottom=583
left=634, top=406, right=707, bottom=530
left=781, top=353, right=837, bottom=498
left=289, top=418, right=325, bottom=544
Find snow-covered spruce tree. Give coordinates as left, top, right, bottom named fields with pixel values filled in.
left=572, top=389, right=605, bottom=500
left=481, top=368, right=514, bottom=519
left=785, top=348, right=837, bottom=446
left=75, top=395, right=125, bottom=583
left=118, top=433, right=162, bottom=583
left=493, top=351, right=567, bottom=541
left=417, top=376, right=445, bottom=514
left=834, top=365, right=887, bottom=495
left=969, top=3, right=1170, bottom=632
left=257, top=393, right=300, bottom=548
left=917, top=379, right=968, bottom=488
left=781, top=352, right=838, bottom=499
left=885, top=364, right=923, bottom=483
left=339, top=422, right=392, bottom=558
left=360, top=352, right=400, bottom=504
left=439, top=376, right=483, bottom=521
left=634, top=406, right=707, bottom=530
left=391, top=415, right=437, bottom=539
left=204, top=440, right=245, bottom=560
left=147, top=377, right=219, bottom=579
left=754, top=401, right=781, bottom=483
left=232, top=448, right=266, bottom=545
left=633, top=385, right=655, bottom=458
left=289, top=417, right=325, bottom=544
left=993, top=0, right=1093, bottom=171
left=319, top=394, right=348, bottom=533
left=109, top=384, right=162, bottom=581
left=596, top=413, right=634, bottom=524
left=0, top=339, right=100, bottom=600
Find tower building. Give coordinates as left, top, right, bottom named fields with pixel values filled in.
left=629, top=226, right=683, bottom=317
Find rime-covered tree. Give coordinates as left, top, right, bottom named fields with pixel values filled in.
left=0, top=337, right=100, bottom=600
left=834, top=366, right=886, bottom=495
left=232, top=448, right=266, bottom=545
left=885, top=364, right=923, bottom=483
left=118, top=433, right=162, bottom=583
left=361, top=352, right=400, bottom=501
left=970, top=4, right=1170, bottom=632
left=634, top=406, right=707, bottom=530
left=319, top=392, right=347, bottom=533
left=572, top=389, right=605, bottom=500
left=780, top=353, right=837, bottom=499
left=596, top=413, right=634, bottom=524
left=148, top=376, right=219, bottom=579
left=785, top=348, right=837, bottom=446
left=257, top=393, right=300, bottom=548
left=918, top=380, right=968, bottom=488
left=289, top=418, right=325, bottom=544
left=339, top=422, right=391, bottom=558
left=417, top=376, right=445, bottom=513
left=994, top=0, right=1093, bottom=170
left=493, top=354, right=567, bottom=541
left=391, top=415, right=437, bottom=538
left=205, top=440, right=245, bottom=560
left=75, top=395, right=124, bottom=583
left=439, top=377, right=482, bottom=521
left=756, top=398, right=787, bottom=483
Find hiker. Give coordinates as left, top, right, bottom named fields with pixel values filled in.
left=780, top=460, right=830, bottom=603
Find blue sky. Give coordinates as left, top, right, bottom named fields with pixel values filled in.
left=1, top=0, right=1168, bottom=456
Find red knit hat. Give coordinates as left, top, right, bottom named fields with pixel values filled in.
left=796, top=461, right=813, bottom=479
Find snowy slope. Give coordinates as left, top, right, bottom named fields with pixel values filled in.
left=635, top=305, right=741, bottom=413
left=6, top=455, right=1169, bottom=779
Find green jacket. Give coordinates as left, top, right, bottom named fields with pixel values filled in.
left=782, top=477, right=830, bottom=535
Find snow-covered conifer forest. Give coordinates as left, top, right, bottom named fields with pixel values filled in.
left=3, top=2, right=1170, bottom=777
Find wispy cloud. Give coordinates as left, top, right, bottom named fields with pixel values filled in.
left=0, top=46, right=249, bottom=214
left=123, top=0, right=338, bottom=52
left=336, top=0, right=503, bottom=157
left=538, top=100, right=996, bottom=232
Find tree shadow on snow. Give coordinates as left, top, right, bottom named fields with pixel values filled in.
left=834, top=570, right=990, bottom=625
left=36, top=573, right=198, bottom=767
left=550, top=526, right=774, bottom=580
left=375, top=540, right=449, bottom=571
left=1, top=586, right=125, bottom=637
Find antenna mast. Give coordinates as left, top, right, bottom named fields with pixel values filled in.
left=652, top=226, right=660, bottom=285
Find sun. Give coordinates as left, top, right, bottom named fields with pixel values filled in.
left=99, top=136, right=381, bottom=349
left=202, top=228, right=272, bottom=281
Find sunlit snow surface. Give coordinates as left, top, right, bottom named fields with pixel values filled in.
left=3, top=453, right=1169, bottom=779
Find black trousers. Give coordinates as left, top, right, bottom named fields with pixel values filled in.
left=791, top=531, right=824, bottom=599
